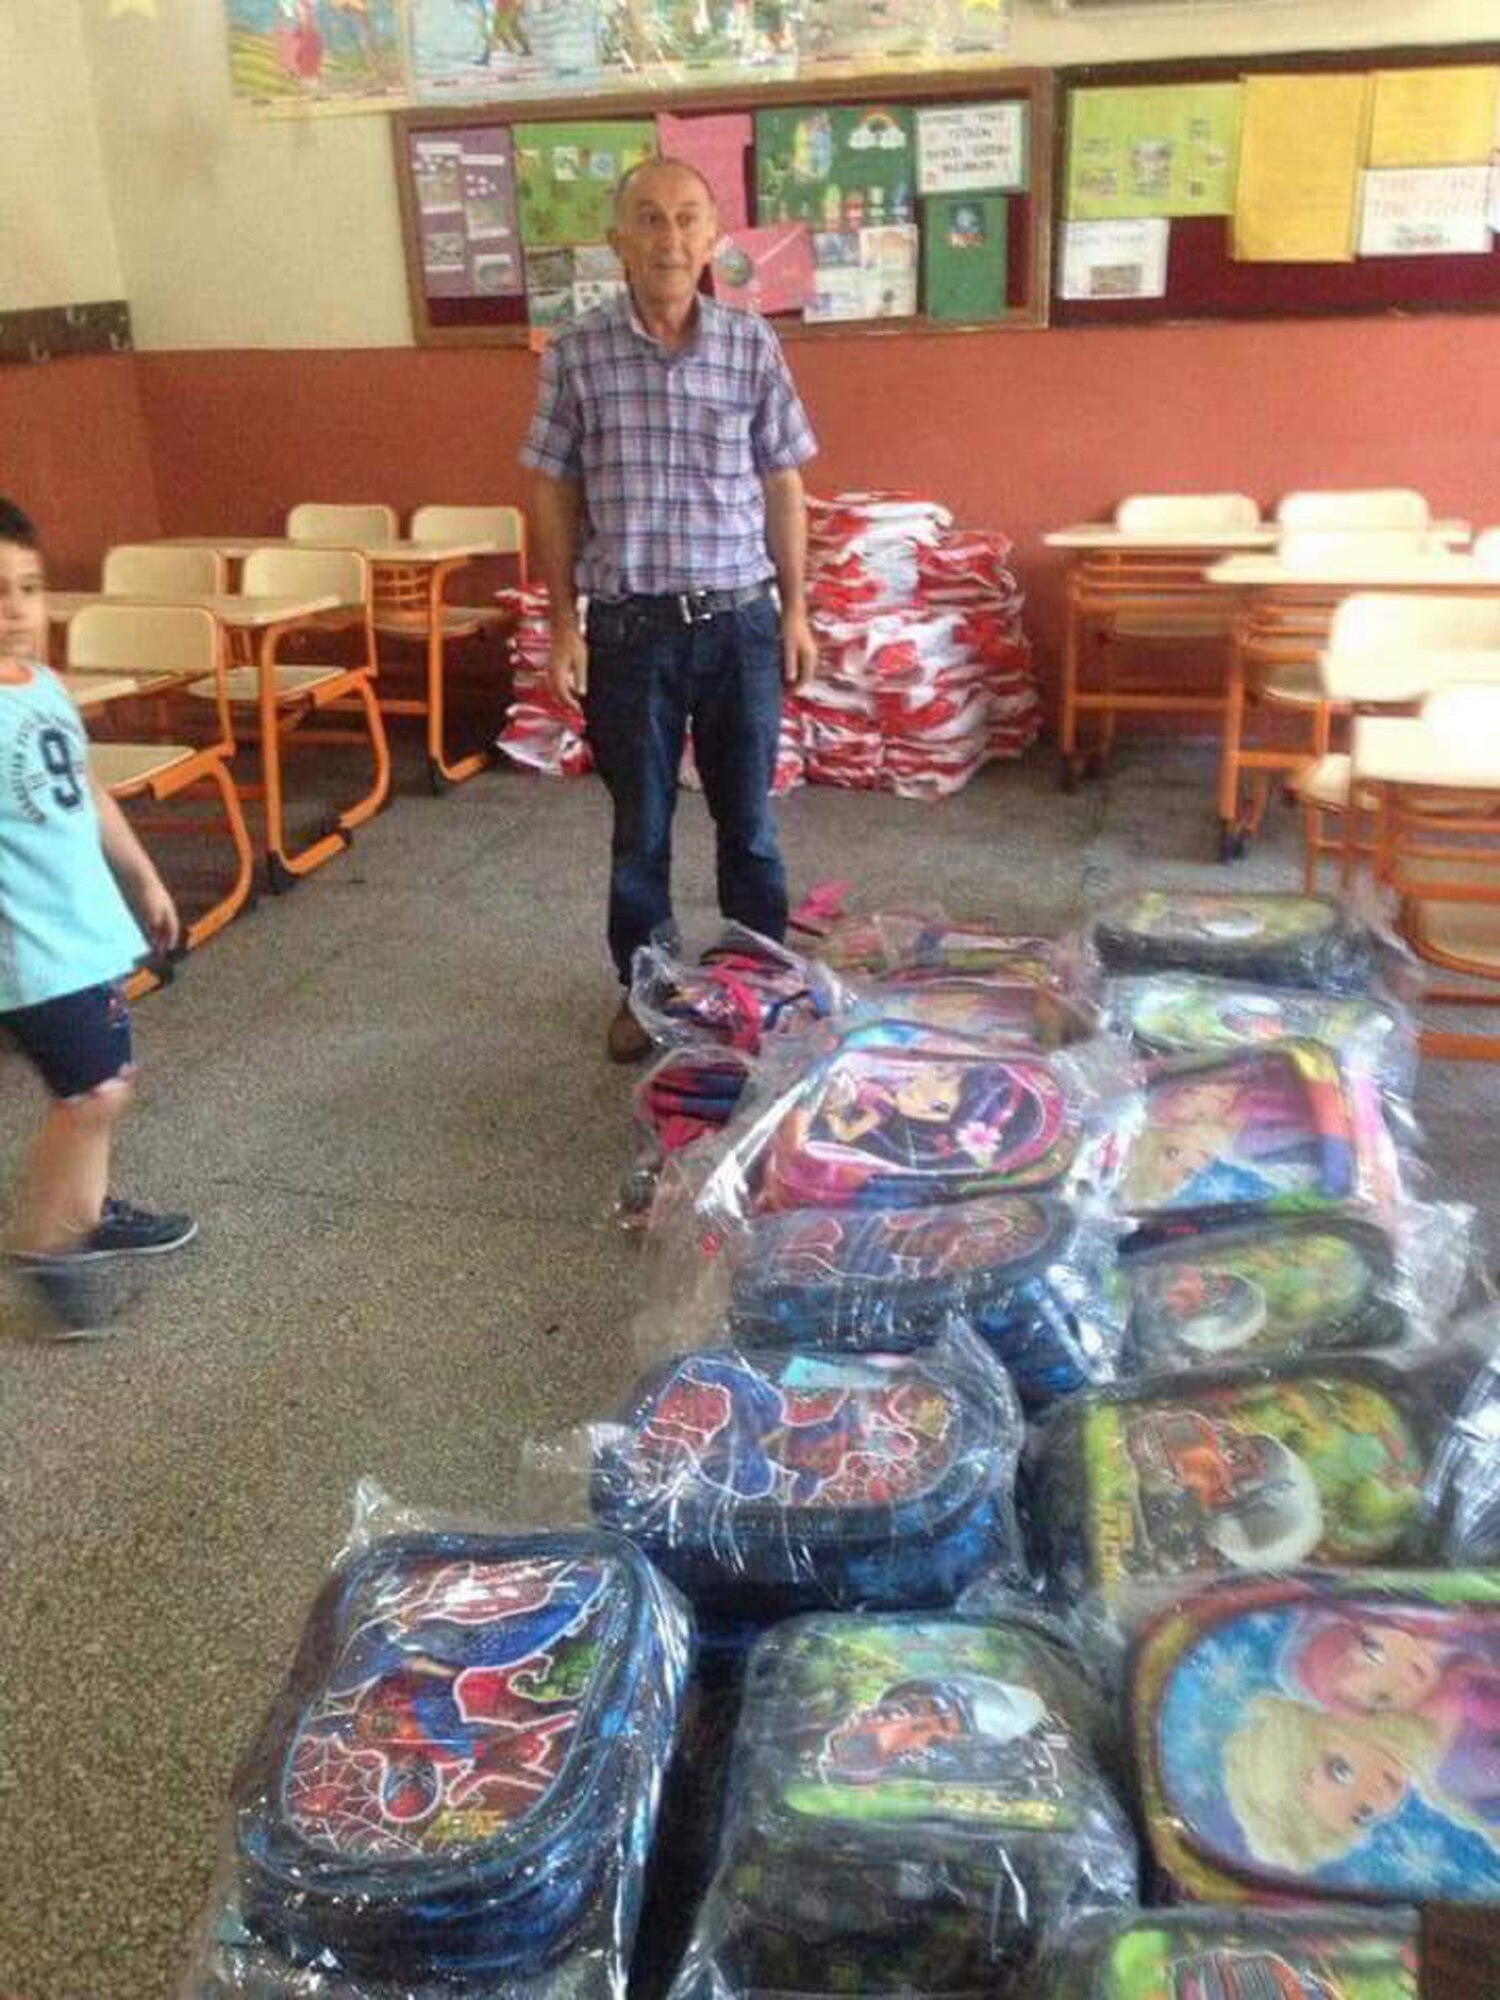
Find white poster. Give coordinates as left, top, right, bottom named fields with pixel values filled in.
left=916, top=102, right=1028, bottom=195
left=1358, top=165, right=1494, bottom=255
left=860, top=223, right=919, bottom=317
left=1059, top=217, right=1169, bottom=300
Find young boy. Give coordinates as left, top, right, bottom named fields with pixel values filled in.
left=0, top=498, right=195, bottom=1338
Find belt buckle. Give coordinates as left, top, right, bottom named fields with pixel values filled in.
left=679, top=589, right=714, bottom=625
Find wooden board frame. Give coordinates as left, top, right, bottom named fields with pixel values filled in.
left=394, top=67, right=1053, bottom=347
left=1054, top=42, right=1500, bottom=329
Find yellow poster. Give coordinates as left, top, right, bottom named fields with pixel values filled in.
left=1232, top=74, right=1371, bottom=263
left=1369, top=66, right=1500, bottom=167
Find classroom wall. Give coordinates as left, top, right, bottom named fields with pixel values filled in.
left=3, top=1, right=124, bottom=311
left=0, top=356, right=160, bottom=583
left=134, top=308, right=1500, bottom=696
left=78, top=0, right=1500, bottom=351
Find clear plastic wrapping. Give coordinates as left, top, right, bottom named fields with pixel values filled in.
left=1036, top=1904, right=1420, bottom=2000
left=1116, top=1039, right=1401, bottom=1241
left=1086, top=890, right=1382, bottom=994
left=629, top=925, right=849, bottom=1056
left=1130, top=1568, right=1500, bottom=1904
left=583, top=1327, right=1029, bottom=1625
left=686, top=1020, right=1137, bottom=1222
left=1120, top=1203, right=1476, bottom=1372
left=1027, top=1355, right=1448, bottom=1637
left=1101, top=970, right=1415, bottom=1096
left=621, top=1048, right=757, bottom=1230
left=185, top=1489, right=691, bottom=1999
left=857, top=970, right=1099, bottom=1049
left=716, top=1194, right=1126, bottom=1408
left=1423, top=1307, right=1500, bottom=1564
left=668, top=1611, right=1138, bottom=2000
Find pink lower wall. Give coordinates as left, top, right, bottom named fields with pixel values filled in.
left=0, top=351, right=160, bottom=583
left=14, top=313, right=1499, bottom=704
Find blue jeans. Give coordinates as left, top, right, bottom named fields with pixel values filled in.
left=584, top=592, right=789, bottom=984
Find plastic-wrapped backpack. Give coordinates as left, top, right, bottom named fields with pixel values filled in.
left=723, top=1194, right=1123, bottom=1408
left=1121, top=1216, right=1409, bottom=1371
left=669, top=1611, right=1138, bottom=2000
left=629, top=927, right=844, bottom=1055
left=1037, top=1905, right=1419, bottom=2000
left=226, top=1530, right=690, bottom=1991
left=1029, top=1356, right=1439, bottom=1630
left=1132, top=1569, right=1500, bottom=1905
left=1088, top=891, right=1379, bottom=992
left=591, top=1337, right=1027, bottom=1622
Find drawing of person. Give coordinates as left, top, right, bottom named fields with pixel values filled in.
left=823, top=1675, right=1046, bottom=1784
left=1222, top=1695, right=1433, bottom=1872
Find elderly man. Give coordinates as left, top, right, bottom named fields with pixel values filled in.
left=521, top=157, right=819, bottom=1062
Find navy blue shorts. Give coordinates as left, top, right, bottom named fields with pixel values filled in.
left=0, top=982, right=135, bottom=1100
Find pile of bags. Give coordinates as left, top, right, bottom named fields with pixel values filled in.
left=497, top=491, right=1040, bottom=802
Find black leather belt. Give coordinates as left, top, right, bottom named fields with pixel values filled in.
left=604, top=580, right=775, bottom=626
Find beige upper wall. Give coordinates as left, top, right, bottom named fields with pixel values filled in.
left=70, top=0, right=1500, bottom=350
left=2, top=1, right=123, bottom=311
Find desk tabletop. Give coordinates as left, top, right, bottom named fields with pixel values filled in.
left=1353, top=714, right=1500, bottom=787
left=1045, top=519, right=1470, bottom=553
left=59, top=671, right=141, bottom=710
left=1206, top=553, right=1491, bottom=588
left=49, top=591, right=345, bottom=627
left=150, top=535, right=500, bottom=564
left=1321, top=647, right=1500, bottom=703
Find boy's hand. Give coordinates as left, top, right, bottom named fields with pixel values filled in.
left=134, top=874, right=180, bottom=957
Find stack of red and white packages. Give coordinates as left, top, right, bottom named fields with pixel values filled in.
left=495, top=584, right=593, bottom=778
left=792, top=492, right=1040, bottom=799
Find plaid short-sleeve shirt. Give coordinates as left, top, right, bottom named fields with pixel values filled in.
left=520, top=292, right=817, bottom=597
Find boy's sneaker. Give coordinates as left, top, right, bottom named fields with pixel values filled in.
left=25, top=1258, right=116, bottom=1342
left=86, top=1198, right=198, bottom=1258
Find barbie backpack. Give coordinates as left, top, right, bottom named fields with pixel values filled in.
left=1133, top=1570, right=1500, bottom=1905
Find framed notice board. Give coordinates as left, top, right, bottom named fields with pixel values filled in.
left=393, top=67, right=1053, bottom=347
left=1053, top=43, right=1500, bottom=327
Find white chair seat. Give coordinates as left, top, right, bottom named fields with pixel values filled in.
left=187, top=665, right=351, bottom=703
left=1260, top=662, right=1330, bottom=706
left=91, top=742, right=197, bottom=788
left=1104, top=611, right=1232, bottom=641
left=1405, top=860, right=1500, bottom=971
left=374, top=605, right=506, bottom=638
left=1296, top=754, right=1367, bottom=811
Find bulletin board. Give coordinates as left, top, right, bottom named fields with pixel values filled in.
left=1053, top=43, right=1500, bottom=327
left=393, top=67, right=1053, bottom=346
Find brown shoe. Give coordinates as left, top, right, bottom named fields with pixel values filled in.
left=607, top=998, right=653, bottom=1065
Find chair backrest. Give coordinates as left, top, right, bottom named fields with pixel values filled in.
left=409, top=504, right=526, bottom=556
left=1421, top=684, right=1500, bottom=743
left=1471, top=527, right=1500, bottom=574
left=67, top=603, right=218, bottom=676
left=1114, top=492, right=1260, bottom=533
left=102, top=544, right=224, bottom=595
left=286, top=502, right=398, bottom=546
left=242, top=546, right=369, bottom=607
left=1328, top=592, right=1500, bottom=655
left=1279, top=528, right=1436, bottom=571
left=1275, top=488, right=1431, bottom=531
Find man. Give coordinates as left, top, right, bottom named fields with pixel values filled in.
left=521, top=157, right=818, bottom=1062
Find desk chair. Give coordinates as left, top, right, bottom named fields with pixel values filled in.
left=1218, top=527, right=1435, bottom=861
left=102, top=545, right=225, bottom=594
left=367, top=504, right=526, bottom=792
left=186, top=547, right=390, bottom=888
left=1373, top=686, right=1500, bottom=1061
left=1275, top=488, right=1431, bottom=531
left=286, top=502, right=399, bottom=545
left=1294, top=595, right=1500, bottom=890
left=1058, top=491, right=1260, bottom=791
left=70, top=605, right=254, bottom=993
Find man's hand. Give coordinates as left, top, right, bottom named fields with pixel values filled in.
left=781, top=603, right=818, bottom=688
left=548, top=626, right=589, bottom=705
left=133, top=872, right=180, bottom=957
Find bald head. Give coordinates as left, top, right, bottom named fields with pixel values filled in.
left=614, top=155, right=717, bottom=223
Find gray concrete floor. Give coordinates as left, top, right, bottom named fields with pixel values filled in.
left=2, top=739, right=1497, bottom=2000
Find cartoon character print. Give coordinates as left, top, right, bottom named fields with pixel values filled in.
left=751, top=1202, right=1050, bottom=1294
left=636, top=1355, right=954, bottom=1510
left=1168, top=1947, right=1342, bottom=2000
left=1128, top=895, right=1322, bottom=947
left=1124, top=1408, right=1323, bottom=1576
left=818, top=1674, right=1061, bottom=1797
left=1132, top=1235, right=1376, bottom=1364
left=1126, top=1055, right=1350, bottom=1214
left=283, top=1557, right=607, bottom=1859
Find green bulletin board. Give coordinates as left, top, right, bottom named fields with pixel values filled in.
left=755, top=104, right=919, bottom=229
left=923, top=192, right=1009, bottom=321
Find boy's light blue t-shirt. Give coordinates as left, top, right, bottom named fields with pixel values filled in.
left=0, top=665, right=146, bottom=1010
